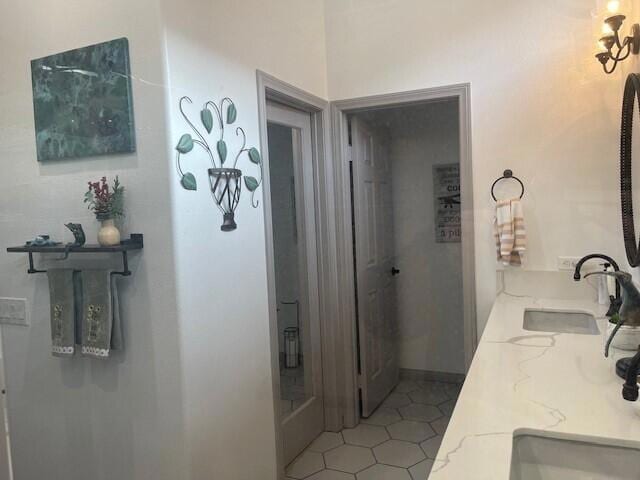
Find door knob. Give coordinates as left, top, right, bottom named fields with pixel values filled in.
left=391, top=267, right=400, bottom=276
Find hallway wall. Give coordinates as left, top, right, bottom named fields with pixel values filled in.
left=387, top=101, right=465, bottom=374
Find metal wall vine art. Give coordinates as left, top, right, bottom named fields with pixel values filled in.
left=175, top=96, right=263, bottom=231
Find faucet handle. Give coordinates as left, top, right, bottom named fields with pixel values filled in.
left=620, top=345, right=640, bottom=402
left=622, top=382, right=639, bottom=401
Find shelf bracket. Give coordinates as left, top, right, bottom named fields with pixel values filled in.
left=27, top=252, right=47, bottom=274
left=112, top=251, right=131, bottom=277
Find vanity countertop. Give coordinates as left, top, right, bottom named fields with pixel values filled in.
left=429, top=293, right=640, bottom=479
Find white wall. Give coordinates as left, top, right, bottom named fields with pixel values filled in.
left=324, top=0, right=640, bottom=335
left=161, top=0, right=328, bottom=478
left=0, top=0, right=328, bottom=479
left=384, top=101, right=465, bottom=374
left=0, top=1, right=186, bottom=479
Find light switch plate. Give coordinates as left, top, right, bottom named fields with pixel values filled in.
left=0, top=298, right=28, bottom=326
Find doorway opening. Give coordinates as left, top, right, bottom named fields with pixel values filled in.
left=350, top=99, right=467, bottom=419
left=331, top=85, right=476, bottom=428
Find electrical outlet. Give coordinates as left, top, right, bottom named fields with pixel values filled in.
left=557, top=256, right=581, bottom=271
left=0, top=298, right=28, bottom=326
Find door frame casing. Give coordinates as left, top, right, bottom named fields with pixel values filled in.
left=330, top=84, right=477, bottom=427
left=256, top=71, right=342, bottom=477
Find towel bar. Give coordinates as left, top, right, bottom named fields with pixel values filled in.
left=6, top=234, right=143, bottom=277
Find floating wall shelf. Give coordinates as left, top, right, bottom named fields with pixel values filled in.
left=6, top=234, right=143, bottom=276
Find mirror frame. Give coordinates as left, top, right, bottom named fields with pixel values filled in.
left=621, top=73, right=640, bottom=267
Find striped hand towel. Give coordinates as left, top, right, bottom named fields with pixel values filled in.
left=494, top=198, right=526, bottom=266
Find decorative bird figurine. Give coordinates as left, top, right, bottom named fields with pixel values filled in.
left=64, top=223, right=86, bottom=247
left=57, top=223, right=86, bottom=260
left=584, top=271, right=640, bottom=356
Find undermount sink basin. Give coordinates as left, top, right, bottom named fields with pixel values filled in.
left=510, top=430, right=640, bottom=479
left=523, top=309, right=599, bottom=335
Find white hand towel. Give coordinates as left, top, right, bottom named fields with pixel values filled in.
left=494, top=198, right=526, bottom=266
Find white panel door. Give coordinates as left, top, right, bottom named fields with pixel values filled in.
left=351, top=117, right=399, bottom=418
left=266, top=102, right=324, bottom=465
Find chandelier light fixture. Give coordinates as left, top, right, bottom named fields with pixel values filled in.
left=595, top=1, right=640, bottom=74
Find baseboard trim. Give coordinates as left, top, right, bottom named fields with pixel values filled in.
left=400, top=368, right=465, bottom=384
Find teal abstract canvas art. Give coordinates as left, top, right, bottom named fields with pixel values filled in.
left=30, top=38, right=136, bottom=161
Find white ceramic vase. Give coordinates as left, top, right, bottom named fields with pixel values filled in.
left=97, top=218, right=121, bottom=247
left=607, top=322, right=640, bottom=351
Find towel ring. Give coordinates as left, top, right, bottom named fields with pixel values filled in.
left=491, top=169, right=525, bottom=201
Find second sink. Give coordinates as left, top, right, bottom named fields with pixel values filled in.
left=523, top=309, right=599, bottom=335
left=510, top=429, right=640, bottom=479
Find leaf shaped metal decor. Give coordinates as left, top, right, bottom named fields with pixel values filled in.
left=244, top=176, right=259, bottom=191
left=201, top=109, right=214, bottom=134
left=217, top=140, right=227, bottom=164
left=227, top=103, right=237, bottom=124
left=181, top=172, right=197, bottom=191
left=176, top=134, right=194, bottom=154
left=248, top=147, right=261, bottom=164
left=174, top=95, right=263, bottom=231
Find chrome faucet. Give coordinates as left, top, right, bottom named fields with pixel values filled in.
left=573, top=254, right=622, bottom=317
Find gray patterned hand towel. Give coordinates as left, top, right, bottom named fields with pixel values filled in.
left=80, top=270, right=122, bottom=358
left=47, top=269, right=78, bottom=356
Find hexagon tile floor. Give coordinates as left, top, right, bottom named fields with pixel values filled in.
left=285, top=379, right=462, bottom=480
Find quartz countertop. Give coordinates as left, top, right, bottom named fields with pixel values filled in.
left=429, top=293, right=640, bottom=479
